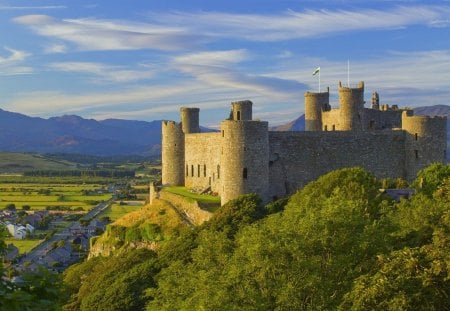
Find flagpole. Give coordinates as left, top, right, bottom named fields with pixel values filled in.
left=319, top=69, right=321, bottom=92
left=347, top=59, right=350, bottom=87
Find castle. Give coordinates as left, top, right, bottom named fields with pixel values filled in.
left=161, top=81, right=447, bottom=206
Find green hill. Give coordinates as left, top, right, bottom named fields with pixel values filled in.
left=0, top=152, right=77, bottom=173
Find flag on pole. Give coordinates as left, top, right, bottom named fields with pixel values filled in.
left=312, top=67, right=320, bottom=76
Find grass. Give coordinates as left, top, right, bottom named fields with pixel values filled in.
left=5, top=238, right=43, bottom=254
left=97, top=203, right=143, bottom=221
left=0, top=152, right=76, bottom=173
left=0, top=182, right=112, bottom=211
left=163, top=186, right=221, bottom=204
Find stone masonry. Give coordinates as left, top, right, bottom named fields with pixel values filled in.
left=161, top=81, right=448, bottom=206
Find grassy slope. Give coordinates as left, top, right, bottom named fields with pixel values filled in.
left=0, top=152, right=76, bottom=173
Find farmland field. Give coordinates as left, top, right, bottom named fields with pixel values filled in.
left=0, top=182, right=112, bottom=211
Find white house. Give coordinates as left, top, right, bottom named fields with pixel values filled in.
left=6, top=223, right=35, bottom=240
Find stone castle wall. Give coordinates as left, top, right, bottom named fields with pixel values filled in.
left=220, top=120, right=270, bottom=204
left=268, top=130, right=407, bottom=198
left=402, top=112, right=448, bottom=180
left=184, top=132, right=221, bottom=192
left=161, top=121, right=184, bottom=186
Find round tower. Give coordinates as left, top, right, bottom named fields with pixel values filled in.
left=161, top=121, right=185, bottom=186
left=402, top=111, right=447, bottom=181
left=304, top=88, right=330, bottom=131
left=180, top=107, right=200, bottom=133
left=371, top=92, right=380, bottom=110
left=220, top=119, right=269, bottom=205
left=338, top=81, right=365, bottom=131
left=231, top=100, right=253, bottom=121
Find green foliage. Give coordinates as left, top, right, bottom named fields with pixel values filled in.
left=413, top=163, right=450, bottom=197
left=63, top=249, right=158, bottom=311
left=60, top=165, right=450, bottom=311
left=0, top=267, right=66, bottom=311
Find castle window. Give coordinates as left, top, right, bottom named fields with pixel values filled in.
left=415, top=150, right=419, bottom=159
left=191, top=165, right=194, bottom=177
left=217, top=165, right=220, bottom=179
left=415, top=133, right=418, bottom=141
left=186, top=165, right=188, bottom=177
left=324, top=125, right=328, bottom=131
left=209, top=177, right=211, bottom=185
left=204, top=164, right=206, bottom=177
left=198, top=164, right=200, bottom=177
left=222, top=130, right=224, bottom=137
left=237, top=111, right=241, bottom=120
left=332, top=125, right=336, bottom=131
left=243, top=168, right=248, bottom=179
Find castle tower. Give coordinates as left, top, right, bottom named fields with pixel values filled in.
left=231, top=100, right=252, bottom=121
left=161, top=121, right=185, bottom=186
left=180, top=107, right=200, bottom=133
left=220, top=101, right=269, bottom=205
left=339, top=81, right=365, bottom=131
left=304, top=88, right=330, bottom=131
left=371, top=92, right=380, bottom=110
left=402, top=111, right=447, bottom=180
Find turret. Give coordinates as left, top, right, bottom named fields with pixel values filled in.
left=231, top=100, right=253, bottom=121
left=161, top=121, right=185, bottom=186
left=304, top=87, right=330, bottom=131
left=220, top=104, right=269, bottom=205
left=338, top=81, right=365, bottom=131
left=402, top=111, right=447, bottom=180
left=371, top=92, right=380, bottom=110
left=180, top=107, right=200, bottom=133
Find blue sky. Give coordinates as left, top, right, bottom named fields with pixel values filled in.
left=1, top=0, right=450, bottom=127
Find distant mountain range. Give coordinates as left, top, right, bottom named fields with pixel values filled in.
left=0, top=105, right=448, bottom=157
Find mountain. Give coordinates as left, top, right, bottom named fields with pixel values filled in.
left=0, top=105, right=447, bottom=157
left=0, top=109, right=162, bottom=156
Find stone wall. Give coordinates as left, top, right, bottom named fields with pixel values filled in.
left=184, top=132, right=221, bottom=193
left=161, top=121, right=184, bottom=186
left=402, top=112, right=448, bottom=180
left=268, top=130, right=407, bottom=198
left=220, top=120, right=270, bottom=205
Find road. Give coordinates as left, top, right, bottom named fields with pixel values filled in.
left=16, top=199, right=114, bottom=269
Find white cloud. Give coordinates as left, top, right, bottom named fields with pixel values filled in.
left=49, top=62, right=155, bottom=83
left=14, top=15, right=203, bottom=51
left=173, top=50, right=306, bottom=99
left=13, top=6, right=450, bottom=53
left=0, top=5, right=66, bottom=10
left=149, top=6, right=450, bottom=41
left=44, top=43, right=67, bottom=54
left=0, top=47, right=33, bottom=75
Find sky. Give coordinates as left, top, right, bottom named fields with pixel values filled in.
left=1, top=0, right=450, bottom=127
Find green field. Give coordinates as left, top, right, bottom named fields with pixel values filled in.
left=0, top=183, right=112, bottom=211
left=5, top=238, right=43, bottom=254
left=163, top=186, right=221, bottom=204
left=0, top=152, right=76, bottom=173
left=97, top=203, right=143, bottom=221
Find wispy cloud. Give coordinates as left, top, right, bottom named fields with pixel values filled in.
left=0, top=5, right=66, bottom=10
left=13, top=15, right=204, bottom=51
left=149, top=6, right=450, bottom=41
left=13, top=6, right=450, bottom=53
left=0, top=47, right=33, bottom=75
left=173, top=50, right=306, bottom=99
left=49, top=62, right=155, bottom=83
left=44, top=43, right=67, bottom=54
